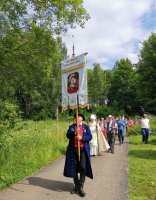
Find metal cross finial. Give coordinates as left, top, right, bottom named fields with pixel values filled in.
left=72, top=43, right=75, bottom=57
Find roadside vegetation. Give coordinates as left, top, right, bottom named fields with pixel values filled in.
left=1, top=0, right=156, bottom=198
left=0, top=120, right=69, bottom=190
left=128, top=116, right=156, bottom=200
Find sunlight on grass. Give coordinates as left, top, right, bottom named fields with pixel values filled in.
left=0, top=120, right=70, bottom=190
left=128, top=134, right=156, bottom=200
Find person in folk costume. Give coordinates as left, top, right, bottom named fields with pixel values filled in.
left=99, top=118, right=105, bottom=135
left=89, top=114, right=110, bottom=156
left=103, top=117, right=108, bottom=139
left=98, top=118, right=110, bottom=150
left=106, top=115, right=118, bottom=154
left=127, top=117, right=133, bottom=135
left=63, top=113, right=93, bottom=197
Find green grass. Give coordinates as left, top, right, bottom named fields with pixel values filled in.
left=128, top=133, right=156, bottom=200
left=0, top=120, right=70, bottom=190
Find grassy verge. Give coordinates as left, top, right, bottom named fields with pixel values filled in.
left=0, top=120, right=70, bottom=190
left=128, top=132, right=156, bottom=200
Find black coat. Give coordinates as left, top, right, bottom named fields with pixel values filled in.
left=63, top=123, right=93, bottom=179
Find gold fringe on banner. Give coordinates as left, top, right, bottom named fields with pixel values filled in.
left=62, top=103, right=89, bottom=113
left=61, top=63, right=85, bottom=73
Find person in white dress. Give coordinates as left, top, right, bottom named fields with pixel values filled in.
left=89, top=114, right=110, bottom=156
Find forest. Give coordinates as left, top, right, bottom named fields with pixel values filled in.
left=0, top=0, right=156, bottom=132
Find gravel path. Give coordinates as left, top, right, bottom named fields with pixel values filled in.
left=0, top=138, right=128, bottom=200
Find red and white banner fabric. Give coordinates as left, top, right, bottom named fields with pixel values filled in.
left=61, top=53, right=88, bottom=111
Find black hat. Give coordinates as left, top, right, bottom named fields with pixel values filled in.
left=73, top=112, right=85, bottom=121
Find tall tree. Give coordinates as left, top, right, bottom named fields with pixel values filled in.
left=0, top=25, right=64, bottom=118
left=108, top=58, right=137, bottom=114
left=137, top=33, right=156, bottom=114
left=88, top=63, right=110, bottom=107
left=0, top=0, right=89, bottom=119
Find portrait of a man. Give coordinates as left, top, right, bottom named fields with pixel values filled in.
left=67, top=72, right=79, bottom=94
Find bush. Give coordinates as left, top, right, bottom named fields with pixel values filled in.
left=90, top=105, right=124, bottom=119
left=0, top=100, right=21, bottom=134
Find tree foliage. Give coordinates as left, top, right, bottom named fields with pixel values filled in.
left=1, top=0, right=156, bottom=121
left=0, top=0, right=89, bottom=120
left=0, top=100, right=20, bottom=134
left=108, top=59, right=137, bottom=114
left=88, top=63, right=111, bottom=107
left=0, top=0, right=90, bottom=33
left=137, top=33, right=156, bottom=113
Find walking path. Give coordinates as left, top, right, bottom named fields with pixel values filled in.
left=0, top=138, right=128, bottom=200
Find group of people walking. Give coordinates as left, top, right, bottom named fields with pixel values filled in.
left=63, top=112, right=128, bottom=197
left=63, top=111, right=150, bottom=197
left=89, top=114, right=128, bottom=155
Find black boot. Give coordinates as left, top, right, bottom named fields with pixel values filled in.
left=79, top=185, right=86, bottom=197
left=71, top=177, right=79, bottom=194
left=79, top=174, right=86, bottom=197
left=71, top=184, right=79, bottom=194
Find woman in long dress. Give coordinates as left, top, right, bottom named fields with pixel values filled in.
left=89, top=114, right=109, bottom=156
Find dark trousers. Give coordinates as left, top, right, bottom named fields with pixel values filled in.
left=141, top=128, right=149, bottom=144
left=74, top=149, right=86, bottom=187
left=118, top=129, right=124, bottom=144
left=107, top=132, right=115, bottom=152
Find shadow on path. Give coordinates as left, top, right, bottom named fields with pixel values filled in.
left=23, top=177, right=73, bottom=192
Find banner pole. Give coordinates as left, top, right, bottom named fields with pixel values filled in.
left=68, top=96, right=70, bottom=110
left=76, top=95, right=80, bottom=161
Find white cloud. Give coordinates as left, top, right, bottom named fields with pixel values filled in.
left=62, top=0, right=156, bottom=69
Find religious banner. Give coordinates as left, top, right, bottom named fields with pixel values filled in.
left=61, top=53, right=88, bottom=111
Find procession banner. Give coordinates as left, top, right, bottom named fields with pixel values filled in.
left=61, top=53, right=88, bottom=112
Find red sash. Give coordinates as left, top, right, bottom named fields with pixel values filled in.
left=74, top=125, right=84, bottom=148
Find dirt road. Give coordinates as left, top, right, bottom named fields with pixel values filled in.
left=0, top=139, right=128, bottom=200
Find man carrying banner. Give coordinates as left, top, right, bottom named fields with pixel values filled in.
left=62, top=53, right=93, bottom=197
left=63, top=113, right=93, bottom=197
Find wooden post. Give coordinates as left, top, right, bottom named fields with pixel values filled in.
left=75, top=95, right=80, bottom=161
left=68, top=96, right=70, bottom=109
left=71, top=46, right=80, bottom=160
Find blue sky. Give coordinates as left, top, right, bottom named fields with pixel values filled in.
left=62, top=0, right=156, bottom=69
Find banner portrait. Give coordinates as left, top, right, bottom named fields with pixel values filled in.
left=61, top=53, right=88, bottom=111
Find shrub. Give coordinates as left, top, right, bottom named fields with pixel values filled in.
left=0, top=100, right=21, bottom=134
left=90, top=105, right=124, bottom=119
